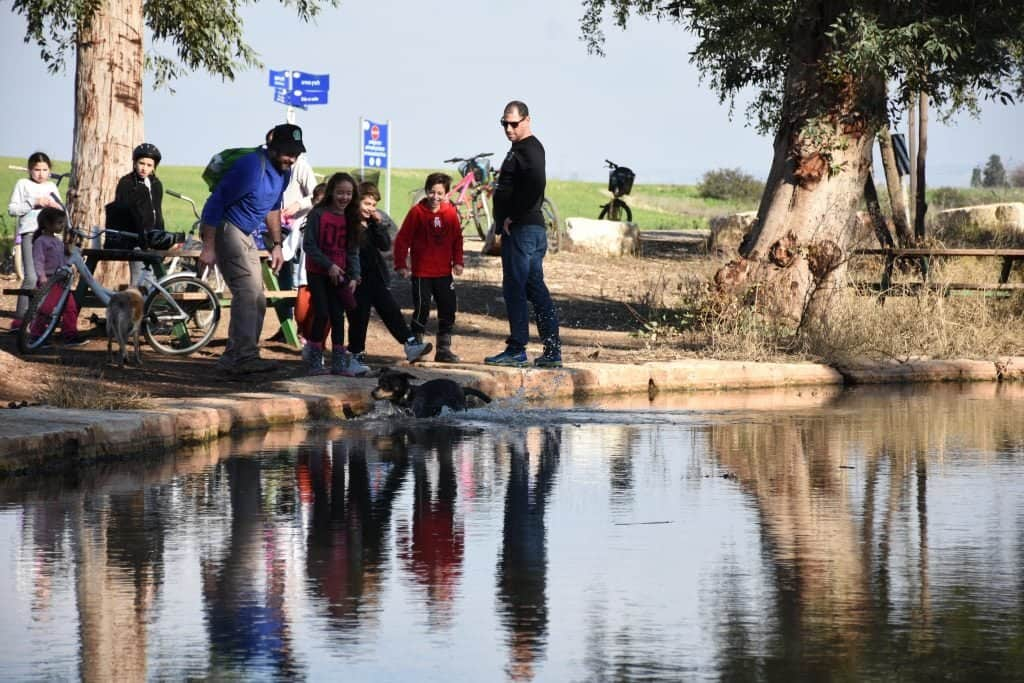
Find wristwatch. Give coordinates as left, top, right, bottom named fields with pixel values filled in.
left=271, top=240, right=282, bottom=248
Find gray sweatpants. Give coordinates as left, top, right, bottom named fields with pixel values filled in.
left=215, top=222, right=266, bottom=367
left=15, top=232, right=37, bottom=319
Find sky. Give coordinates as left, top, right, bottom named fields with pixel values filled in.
left=1, top=0, right=1021, bottom=186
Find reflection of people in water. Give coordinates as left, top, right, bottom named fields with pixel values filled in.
left=497, top=427, right=561, bottom=681
left=201, top=457, right=298, bottom=676
left=303, top=436, right=410, bottom=636
left=397, top=425, right=465, bottom=625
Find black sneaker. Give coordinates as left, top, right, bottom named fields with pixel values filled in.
left=533, top=354, right=563, bottom=368
left=62, top=335, right=89, bottom=347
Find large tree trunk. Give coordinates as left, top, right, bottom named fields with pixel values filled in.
left=713, top=9, right=884, bottom=327
left=877, top=128, right=914, bottom=246
left=71, top=0, right=144, bottom=287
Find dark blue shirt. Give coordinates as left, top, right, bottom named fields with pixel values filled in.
left=201, top=149, right=289, bottom=234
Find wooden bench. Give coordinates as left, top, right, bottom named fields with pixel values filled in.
left=851, top=247, right=1024, bottom=300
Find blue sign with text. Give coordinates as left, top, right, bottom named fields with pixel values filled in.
left=268, top=69, right=330, bottom=108
left=362, top=120, right=389, bottom=169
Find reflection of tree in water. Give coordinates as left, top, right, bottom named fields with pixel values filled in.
left=396, top=425, right=465, bottom=627
left=707, top=385, right=1024, bottom=679
left=302, top=435, right=409, bottom=639
left=496, top=427, right=561, bottom=681
left=201, top=457, right=299, bottom=678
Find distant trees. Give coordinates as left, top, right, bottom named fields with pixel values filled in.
left=982, top=155, right=1008, bottom=188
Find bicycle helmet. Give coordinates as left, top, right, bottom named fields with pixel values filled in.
left=133, top=143, right=162, bottom=166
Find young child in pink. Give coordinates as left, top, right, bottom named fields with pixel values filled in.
left=29, top=207, right=85, bottom=346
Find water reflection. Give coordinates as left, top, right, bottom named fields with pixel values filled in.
left=2, top=385, right=1024, bottom=680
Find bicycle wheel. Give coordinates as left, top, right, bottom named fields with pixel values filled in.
left=18, top=275, right=72, bottom=353
left=143, top=274, right=220, bottom=355
left=470, top=191, right=491, bottom=241
left=599, top=198, right=633, bottom=223
left=542, top=197, right=561, bottom=253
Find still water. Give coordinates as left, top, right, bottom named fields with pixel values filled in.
left=2, top=383, right=1024, bottom=681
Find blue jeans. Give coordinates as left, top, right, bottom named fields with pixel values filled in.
left=500, top=224, right=560, bottom=353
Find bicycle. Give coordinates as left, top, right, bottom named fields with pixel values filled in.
left=599, top=159, right=635, bottom=222
left=164, top=189, right=225, bottom=294
left=410, top=153, right=494, bottom=240
left=17, top=224, right=221, bottom=356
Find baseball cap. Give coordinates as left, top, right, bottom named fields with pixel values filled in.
left=268, top=123, right=306, bottom=155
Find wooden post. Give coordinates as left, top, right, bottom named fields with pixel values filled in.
left=877, top=128, right=914, bottom=246
left=908, top=95, right=917, bottom=225
left=915, top=93, right=929, bottom=240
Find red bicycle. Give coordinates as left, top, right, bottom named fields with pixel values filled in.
left=410, top=152, right=494, bottom=240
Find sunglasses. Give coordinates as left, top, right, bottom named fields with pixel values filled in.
left=500, top=118, right=525, bottom=129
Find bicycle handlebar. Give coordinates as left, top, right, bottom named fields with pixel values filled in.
left=605, top=159, right=618, bottom=168
left=8, top=166, right=71, bottom=186
left=166, top=189, right=200, bottom=219
left=443, top=152, right=494, bottom=164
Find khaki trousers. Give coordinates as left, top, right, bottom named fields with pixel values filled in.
left=216, top=222, right=266, bottom=367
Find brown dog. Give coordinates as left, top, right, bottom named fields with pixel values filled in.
left=106, top=287, right=145, bottom=366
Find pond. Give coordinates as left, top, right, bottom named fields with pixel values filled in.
left=2, top=383, right=1024, bottom=681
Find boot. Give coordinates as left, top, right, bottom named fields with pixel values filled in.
left=434, top=333, right=460, bottom=363
left=306, top=344, right=328, bottom=376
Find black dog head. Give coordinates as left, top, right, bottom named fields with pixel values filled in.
left=371, top=368, right=416, bottom=404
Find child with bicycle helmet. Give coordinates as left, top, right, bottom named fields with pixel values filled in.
left=107, top=143, right=166, bottom=250
left=7, top=152, right=62, bottom=328
left=393, top=172, right=464, bottom=363
left=28, top=207, right=85, bottom=346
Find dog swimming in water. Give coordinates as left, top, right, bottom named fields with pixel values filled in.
left=371, top=368, right=492, bottom=417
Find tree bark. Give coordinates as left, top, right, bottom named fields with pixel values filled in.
left=914, top=93, right=928, bottom=240
left=714, top=55, right=883, bottom=325
left=72, top=0, right=144, bottom=286
left=908, top=95, right=917, bottom=225
left=876, top=128, right=914, bottom=246
left=863, top=172, right=894, bottom=248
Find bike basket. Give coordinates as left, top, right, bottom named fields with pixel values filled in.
left=608, top=166, right=636, bottom=196
left=459, top=158, right=491, bottom=183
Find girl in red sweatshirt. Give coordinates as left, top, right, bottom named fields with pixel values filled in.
left=393, top=172, right=464, bottom=362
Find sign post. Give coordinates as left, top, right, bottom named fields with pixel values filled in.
left=361, top=118, right=392, bottom=215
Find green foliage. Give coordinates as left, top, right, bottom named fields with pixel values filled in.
left=970, top=167, right=983, bottom=188
left=580, top=1, right=1024, bottom=132
left=697, top=168, right=763, bottom=201
left=10, top=0, right=340, bottom=87
left=982, top=154, right=1008, bottom=188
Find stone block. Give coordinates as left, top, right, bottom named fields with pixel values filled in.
left=564, top=217, right=639, bottom=256
left=708, top=211, right=757, bottom=257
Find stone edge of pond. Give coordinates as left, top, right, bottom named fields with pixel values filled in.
left=2, top=356, right=1022, bottom=473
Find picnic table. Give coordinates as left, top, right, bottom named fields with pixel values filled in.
left=4, top=247, right=301, bottom=348
left=851, top=247, right=1024, bottom=300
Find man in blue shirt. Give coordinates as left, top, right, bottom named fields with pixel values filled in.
left=199, top=123, right=303, bottom=375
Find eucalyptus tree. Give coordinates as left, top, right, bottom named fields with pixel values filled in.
left=581, top=1, right=1024, bottom=325
left=11, top=0, right=336, bottom=263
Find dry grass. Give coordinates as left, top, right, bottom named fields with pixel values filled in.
left=34, top=366, right=155, bottom=410
left=629, top=260, right=1024, bottom=364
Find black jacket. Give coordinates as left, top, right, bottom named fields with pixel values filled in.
left=111, top=171, right=165, bottom=234
left=493, top=135, right=546, bottom=229
left=358, top=211, right=398, bottom=285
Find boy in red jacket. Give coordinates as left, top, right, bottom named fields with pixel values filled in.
left=394, top=172, right=464, bottom=362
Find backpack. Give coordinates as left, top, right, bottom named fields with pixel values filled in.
left=202, top=147, right=260, bottom=190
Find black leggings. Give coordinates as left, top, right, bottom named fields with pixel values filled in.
left=308, top=273, right=347, bottom=348
left=410, top=275, right=456, bottom=337
left=346, top=276, right=414, bottom=354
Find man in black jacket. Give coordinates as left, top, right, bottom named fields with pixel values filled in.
left=484, top=101, right=562, bottom=368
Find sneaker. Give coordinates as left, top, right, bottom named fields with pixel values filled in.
left=231, top=357, right=279, bottom=374
left=533, top=354, right=563, bottom=368
left=61, top=335, right=89, bottom=347
left=404, top=339, right=433, bottom=362
left=345, top=352, right=371, bottom=377
left=484, top=348, right=528, bottom=367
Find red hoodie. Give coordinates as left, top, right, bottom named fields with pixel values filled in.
left=393, top=200, right=463, bottom=278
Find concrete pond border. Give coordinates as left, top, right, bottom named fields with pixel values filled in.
left=2, top=356, right=1022, bottom=473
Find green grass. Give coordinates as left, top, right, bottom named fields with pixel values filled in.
left=12, top=154, right=1020, bottom=242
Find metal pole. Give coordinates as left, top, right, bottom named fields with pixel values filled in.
left=286, top=106, right=296, bottom=125
left=386, top=118, right=392, bottom=216
left=359, top=116, right=365, bottom=182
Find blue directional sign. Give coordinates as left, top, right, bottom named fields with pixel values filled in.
left=362, top=119, right=389, bottom=169
left=268, top=69, right=330, bottom=108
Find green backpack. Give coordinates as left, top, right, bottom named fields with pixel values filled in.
left=201, top=147, right=260, bottom=190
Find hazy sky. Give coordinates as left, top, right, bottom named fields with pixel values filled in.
left=2, top=0, right=1021, bottom=186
